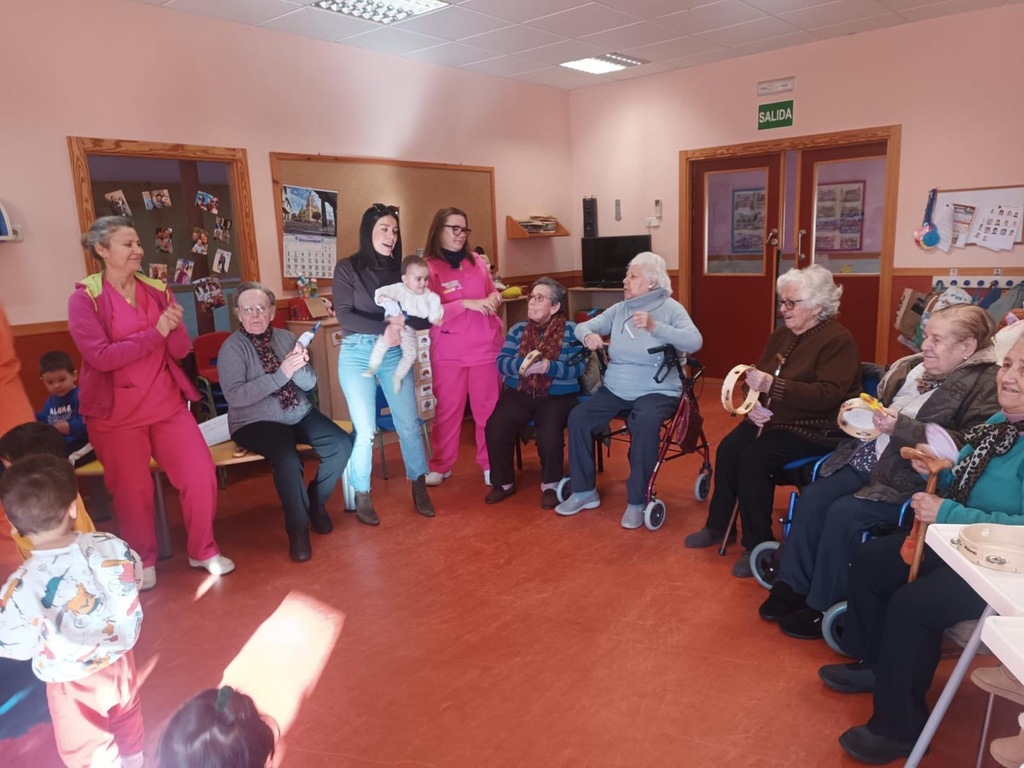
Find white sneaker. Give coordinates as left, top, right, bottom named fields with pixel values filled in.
left=188, top=554, right=236, bottom=576
left=121, top=752, right=145, bottom=768
left=424, top=471, right=451, bottom=486
left=484, top=470, right=491, bottom=487
left=141, top=566, right=157, bottom=591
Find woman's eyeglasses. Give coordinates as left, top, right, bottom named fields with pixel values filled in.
left=239, top=305, right=269, bottom=316
left=372, top=203, right=400, bottom=217
left=527, top=293, right=552, bottom=303
left=443, top=224, right=472, bottom=236
left=778, top=299, right=805, bottom=310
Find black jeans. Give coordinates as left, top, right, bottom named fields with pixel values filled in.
left=704, top=421, right=824, bottom=551
left=842, top=533, right=985, bottom=742
left=484, top=389, right=578, bottom=488
left=233, top=409, right=353, bottom=534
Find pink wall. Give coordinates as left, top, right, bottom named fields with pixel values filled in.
left=568, top=3, right=1024, bottom=274
left=0, top=0, right=574, bottom=323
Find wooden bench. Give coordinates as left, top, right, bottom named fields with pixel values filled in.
left=75, top=420, right=355, bottom=560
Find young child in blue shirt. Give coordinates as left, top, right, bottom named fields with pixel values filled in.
left=36, top=351, right=91, bottom=463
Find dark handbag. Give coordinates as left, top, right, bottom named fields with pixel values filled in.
left=671, top=391, right=703, bottom=453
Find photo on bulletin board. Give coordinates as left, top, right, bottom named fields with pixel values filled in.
left=212, top=248, right=231, bottom=274
left=104, top=189, right=132, bottom=217
left=194, top=190, right=219, bottom=215
left=815, top=181, right=864, bottom=252
left=151, top=189, right=172, bottom=208
left=174, top=258, right=194, bottom=285
left=282, top=185, right=338, bottom=279
left=731, top=188, right=766, bottom=254
left=191, top=227, right=208, bottom=256
left=214, top=216, right=232, bottom=243
left=155, top=227, right=173, bottom=254
left=148, top=263, right=168, bottom=283
left=193, top=277, right=226, bottom=311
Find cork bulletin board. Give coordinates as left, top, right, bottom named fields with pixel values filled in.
left=269, top=153, right=497, bottom=289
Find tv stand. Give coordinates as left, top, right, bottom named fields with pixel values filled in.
left=568, top=287, right=623, bottom=318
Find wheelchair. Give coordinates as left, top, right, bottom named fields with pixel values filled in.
left=557, top=343, right=713, bottom=531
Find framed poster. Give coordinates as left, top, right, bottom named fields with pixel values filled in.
left=815, top=181, right=864, bottom=252
left=731, top=188, right=766, bottom=254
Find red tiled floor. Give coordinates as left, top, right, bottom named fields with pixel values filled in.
left=2, top=386, right=1017, bottom=766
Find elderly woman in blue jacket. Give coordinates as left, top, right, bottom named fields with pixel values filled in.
left=555, top=252, right=703, bottom=528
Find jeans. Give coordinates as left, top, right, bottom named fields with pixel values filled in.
left=338, top=333, right=429, bottom=493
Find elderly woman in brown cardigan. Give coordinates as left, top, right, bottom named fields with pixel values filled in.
left=684, top=265, right=861, bottom=578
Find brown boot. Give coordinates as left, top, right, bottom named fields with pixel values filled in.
left=412, top=475, right=435, bottom=517
left=355, top=492, right=380, bottom=526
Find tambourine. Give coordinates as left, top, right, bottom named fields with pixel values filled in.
left=955, top=524, right=1024, bottom=574
left=837, top=398, right=880, bottom=441
left=519, top=349, right=543, bottom=377
left=721, top=364, right=759, bottom=416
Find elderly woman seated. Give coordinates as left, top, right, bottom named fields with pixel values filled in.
left=218, top=282, right=353, bottom=563
left=483, top=277, right=585, bottom=509
left=554, top=252, right=703, bottom=529
left=820, top=327, right=1024, bottom=765
left=685, top=264, right=861, bottom=577
left=762, top=304, right=998, bottom=639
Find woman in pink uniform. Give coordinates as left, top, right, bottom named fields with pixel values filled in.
left=68, top=216, right=233, bottom=591
left=423, top=207, right=503, bottom=487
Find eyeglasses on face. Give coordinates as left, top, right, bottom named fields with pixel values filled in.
left=239, top=305, right=270, bottom=316
left=528, top=293, right=553, bottom=303
left=443, top=224, right=472, bottom=236
left=778, top=299, right=805, bottom=310
left=371, top=203, right=400, bottom=218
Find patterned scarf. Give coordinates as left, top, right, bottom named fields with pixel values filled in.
left=243, top=328, right=300, bottom=411
left=947, top=420, right=1023, bottom=504
left=517, top=314, right=566, bottom=398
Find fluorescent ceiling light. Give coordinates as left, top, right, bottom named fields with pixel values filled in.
left=560, top=52, right=648, bottom=75
left=313, top=0, right=448, bottom=24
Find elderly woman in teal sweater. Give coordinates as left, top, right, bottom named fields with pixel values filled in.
left=555, top=252, right=703, bottom=528
left=820, top=328, right=1024, bottom=766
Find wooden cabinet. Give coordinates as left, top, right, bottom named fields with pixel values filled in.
left=567, top=287, right=623, bottom=318
left=505, top=215, right=569, bottom=239
left=498, top=296, right=528, bottom=332
left=285, top=318, right=350, bottom=422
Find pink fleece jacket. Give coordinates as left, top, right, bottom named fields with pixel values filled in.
left=427, top=256, right=503, bottom=366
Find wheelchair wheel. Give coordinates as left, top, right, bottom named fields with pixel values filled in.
left=750, top=541, right=781, bottom=590
left=556, top=477, right=572, bottom=503
left=644, top=499, right=666, bottom=531
left=694, top=469, right=711, bottom=501
left=823, top=602, right=853, bottom=657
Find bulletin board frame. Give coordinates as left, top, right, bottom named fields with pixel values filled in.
left=269, top=153, right=497, bottom=289
left=934, top=185, right=1024, bottom=245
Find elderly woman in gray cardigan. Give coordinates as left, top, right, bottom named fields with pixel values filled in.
left=218, top=282, right=353, bottom=563
left=555, top=252, right=703, bottom=528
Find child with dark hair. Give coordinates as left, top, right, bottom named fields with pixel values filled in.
left=0, top=422, right=96, bottom=559
left=159, top=686, right=277, bottom=768
left=365, top=254, right=443, bottom=393
left=0, top=454, right=144, bottom=768
left=36, top=350, right=91, bottom=462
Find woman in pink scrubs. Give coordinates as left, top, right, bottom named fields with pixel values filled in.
left=68, top=216, right=233, bottom=591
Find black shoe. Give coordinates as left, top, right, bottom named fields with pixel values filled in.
left=779, top=606, right=823, bottom=639
left=758, top=581, right=807, bottom=622
left=819, top=661, right=876, bottom=694
left=839, top=724, right=915, bottom=765
left=355, top=492, right=380, bottom=526
left=412, top=475, right=435, bottom=517
left=683, top=527, right=734, bottom=549
left=540, top=489, right=559, bottom=510
left=288, top=529, right=312, bottom=562
left=309, top=505, right=333, bottom=534
left=485, top=485, right=516, bottom=505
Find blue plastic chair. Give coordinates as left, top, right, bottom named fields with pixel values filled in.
left=375, top=385, right=431, bottom=480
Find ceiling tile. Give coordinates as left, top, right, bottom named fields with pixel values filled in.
left=525, top=4, right=641, bottom=38
left=665, top=46, right=741, bottom=69
left=809, top=11, right=903, bottom=37
left=403, top=40, right=498, bottom=66
left=597, top=0, right=708, bottom=16
left=163, top=0, right=301, bottom=25
left=458, top=0, right=591, bottom=24
left=696, top=15, right=803, bottom=46
left=732, top=28, right=818, bottom=52
left=780, top=0, right=891, bottom=27
left=656, top=1, right=768, bottom=34
left=459, top=24, right=567, bottom=54
left=128, top=0, right=173, bottom=5
left=341, top=27, right=449, bottom=54
left=392, top=5, right=510, bottom=40
left=624, top=34, right=724, bottom=61
left=744, top=0, right=836, bottom=12
left=461, top=55, right=549, bottom=77
left=579, top=20, right=683, bottom=50
left=516, top=38, right=607, bottom=65
left=261, top=7, right=377, bottom=41
left=898, top=0, right=1008, bottom=21
left=606, top=61, right=677, bottom=80
left=515, top=66, right=599, bottom=88
left=879, top=0, right=957, bottom=10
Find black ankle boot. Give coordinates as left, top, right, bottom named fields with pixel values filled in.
left=288, top=529, right=312, bottom=562
left=307, top=482, right=333, bottom=533
left=355, top=492, right=380, bottom=526
left=412, top=475, right=435, bottom=517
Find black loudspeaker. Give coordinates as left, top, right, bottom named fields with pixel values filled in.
left=582, top=197, right=598, bottom=238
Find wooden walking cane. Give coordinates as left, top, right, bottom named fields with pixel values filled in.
left=898, top=447, right=953, bottom=583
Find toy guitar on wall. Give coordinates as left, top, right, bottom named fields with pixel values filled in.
left=914, top=187, right=941, bottom=249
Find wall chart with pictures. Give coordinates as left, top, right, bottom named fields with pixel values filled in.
left=815, top=181, right=865, bottom=252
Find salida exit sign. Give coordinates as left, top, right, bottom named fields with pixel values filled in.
left=758, top=99, right=793, bottom=130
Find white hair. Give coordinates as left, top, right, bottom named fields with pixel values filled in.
left=629, top=251, right=672, bottom=294
left=776, top=264, right=842, bottom=320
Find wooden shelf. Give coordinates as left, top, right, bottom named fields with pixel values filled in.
left=506, top=216, right=569, bottom=240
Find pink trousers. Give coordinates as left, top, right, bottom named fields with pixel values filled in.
left=47, top=651, right=144, bottom=768
left=90, top=407, right=219, bottom=567
left=429, top=362, right=499, bottom=473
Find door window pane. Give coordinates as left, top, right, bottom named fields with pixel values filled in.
left=704, top=169, right=767, bottom=274
left=811, top=157, right=886, bottom=275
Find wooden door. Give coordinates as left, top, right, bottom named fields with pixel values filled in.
left=689, top=153, right=783, bottom=377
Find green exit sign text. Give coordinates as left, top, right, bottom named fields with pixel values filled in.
left=758, top=100, right=793, bottom=130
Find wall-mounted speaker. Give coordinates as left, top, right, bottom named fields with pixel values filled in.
left=582, top=197, right=598, bottom=238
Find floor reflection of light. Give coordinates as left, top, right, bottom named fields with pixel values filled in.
left=219, top=592, right=344, bottom=763
left=135, top=652, right=160, bottom=688
left=193, top=572, right=220, bottom=601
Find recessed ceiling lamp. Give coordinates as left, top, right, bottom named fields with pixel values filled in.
left=560, top=52, right=648, bottom=75
left=313, top=0, right=448, bottom=24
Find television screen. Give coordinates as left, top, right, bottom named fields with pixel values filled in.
left=581, top=235, right=653, bottom=287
